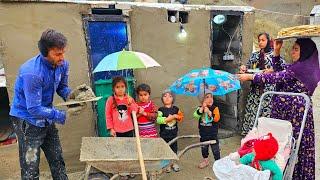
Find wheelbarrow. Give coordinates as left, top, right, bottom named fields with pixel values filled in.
left=80, top=135, right=215, bottom=180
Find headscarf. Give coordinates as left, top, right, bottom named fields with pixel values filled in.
left=287, top=38, right=320, bottom=94
left=257, top=33, right=272, bottom=70
left=255, top=33, right=273, bottom=94
left=251, top=133, right=279, bottom=171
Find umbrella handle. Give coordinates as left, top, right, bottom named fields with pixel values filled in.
left=203, top=79, right=205, bottom=95
left=132, top=111, right=147, bottom=180
left=205, top=113, right=213, bottom=123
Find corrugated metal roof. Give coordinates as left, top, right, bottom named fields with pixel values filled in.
left=0, top=0, right=254, bottom=12
left=311, top=5, right=320, bottom=15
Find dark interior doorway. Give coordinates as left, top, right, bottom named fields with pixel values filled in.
left=83, top=12, right=134, bottom=137
left=210, top=12, right=243, bottom=137
left=0, top=69, right=16, bottom=146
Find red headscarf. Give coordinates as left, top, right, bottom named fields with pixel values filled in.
left=251, top=133, right=279, bottom=170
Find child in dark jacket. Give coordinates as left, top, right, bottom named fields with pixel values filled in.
left=193, top=90, right=221, bottom=169
left=157, top=90, right=184, bottom=172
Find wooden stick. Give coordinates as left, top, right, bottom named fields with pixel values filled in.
left=132, top=111, right=147, bottom=180
left=83, top=164, right=91, bottom=180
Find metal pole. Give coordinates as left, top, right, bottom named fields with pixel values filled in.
left=254, top=91, right=311, bottom=179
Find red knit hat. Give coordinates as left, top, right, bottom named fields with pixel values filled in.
left=251, top=133, right=279, bottom=170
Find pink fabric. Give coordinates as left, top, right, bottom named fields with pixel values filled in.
left=238, top=139, right=257, bottom=157
left=139, top=127, right=158, bottom=138
left=241, top=128, right=259, bottom=146
left=137, top=101, right=158, bottom=138
left=137, top=101, right=157, bottom=124
left=105, top=95, right=138, bottom=133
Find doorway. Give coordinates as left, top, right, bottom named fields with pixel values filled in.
left=0, top=67, right=16, bottom=146
left=83, top=11, right=134, bottom=137
left=210, top=11, right=243, bottom=136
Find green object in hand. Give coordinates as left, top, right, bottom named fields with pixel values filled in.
left=205, top=113, right=213, bottom=123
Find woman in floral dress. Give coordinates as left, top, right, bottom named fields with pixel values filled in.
left=238, top=38, right=320, bottom=179
left=240, top=32, right=285, bottom=135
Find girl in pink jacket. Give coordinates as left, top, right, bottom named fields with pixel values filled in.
left=105, top=76, right=138, bottom=137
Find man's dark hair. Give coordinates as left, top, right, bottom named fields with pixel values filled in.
left=38, top=29, right=67, bottom=57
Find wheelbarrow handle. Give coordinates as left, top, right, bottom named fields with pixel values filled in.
left=167, top=135, right=201, bottom=146
left=177, top=140, right=216, bottom=159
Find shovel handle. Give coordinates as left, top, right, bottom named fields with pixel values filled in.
left=132, top=111, right=147, bottom=180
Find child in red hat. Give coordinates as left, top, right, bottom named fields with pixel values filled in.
left=240, top=133, right=283, bottom=180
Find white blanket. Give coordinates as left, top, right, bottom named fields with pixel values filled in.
left=213, top=156, right=271, bottom=180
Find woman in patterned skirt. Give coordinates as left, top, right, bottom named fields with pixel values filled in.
left=240, top=32, right=285, bottom=135
left=238, top=38, right=319, bottom=179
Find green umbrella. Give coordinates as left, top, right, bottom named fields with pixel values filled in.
left=93, top=50, right=161, bottom=73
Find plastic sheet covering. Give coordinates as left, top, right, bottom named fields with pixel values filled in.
left=87, top=21, right=133, bottom=81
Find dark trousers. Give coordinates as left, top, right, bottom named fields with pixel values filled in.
left=11, top=116, right=68, bottom=180
left=116, top=130, right=134, bottom=137
left=200, top=136, right=220, bottom=160
left=162, top=136, right=178, bottom=154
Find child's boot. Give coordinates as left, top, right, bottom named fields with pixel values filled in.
left=165, top=164, right=172, bottom=173
left=213, top=150, right=221, bottom=160
left=198, top=158, right=209, bottom=169
left=212, top=143, right=221, bottom=160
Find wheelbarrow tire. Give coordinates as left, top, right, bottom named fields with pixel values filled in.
left=88, top=172, right=111, bottom=180
left=148, top=173, right=158, bottom=180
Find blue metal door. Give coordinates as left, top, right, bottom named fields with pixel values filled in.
left=86, top=21, right=133, bottom=81
left=84, top=18, right=135, bottom=136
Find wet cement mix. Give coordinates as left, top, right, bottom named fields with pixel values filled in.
left=73, top=84, right=96, bottom=101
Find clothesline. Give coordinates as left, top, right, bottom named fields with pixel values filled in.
left=255, top=8, right=311, bottom=18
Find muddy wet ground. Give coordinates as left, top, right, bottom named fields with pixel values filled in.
left=1, top=136, right=241, bottom=180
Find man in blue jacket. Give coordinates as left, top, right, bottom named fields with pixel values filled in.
left=10, top=29, right=75, bottom=180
